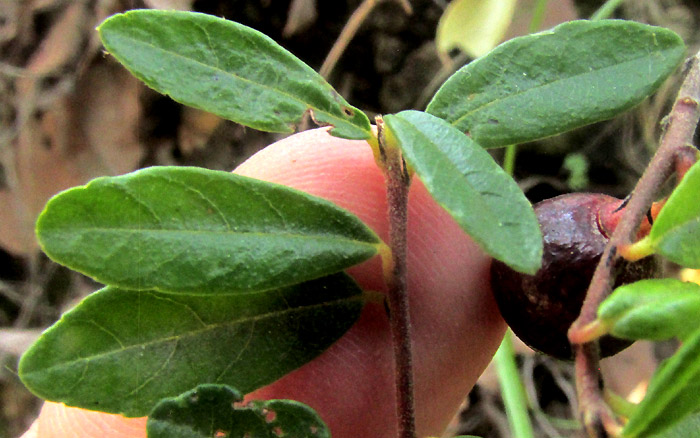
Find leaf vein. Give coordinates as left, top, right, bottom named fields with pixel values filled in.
left=115, top=33, right=356, bottom=133
left=450, top=49, right=676, bottom=128
left=30, top=295, right=362, bottom=375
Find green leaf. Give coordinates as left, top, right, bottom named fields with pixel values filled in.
left=384, top=110, right=542, bottom=274
left=622, top=326, right=700, bottom=437
left=598, top=279, right=700, bottom=341
left=427, top=20, right=685, bottom=147
left=649, top=161, right=700, bottom=268
left=19, top=273, right=364, bottom=417
left=647, top=411, right=700, bottom=438
left=36, top=166, right=381, bottom=295
left=147, top=384, right=330, bottom=438
left=436, top=0, right=517, bottom=59
left=98, top=10, right=372, bottom=140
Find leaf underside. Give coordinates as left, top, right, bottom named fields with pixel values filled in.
left=19, top=273, right=364, bottom=417
left=98, top=10, right=372, bottom=140
left=36, top=166, right=380, bottom=295
left=427, top=20, right=685, bottom=147
left=385, top=110, right=542, bottom=274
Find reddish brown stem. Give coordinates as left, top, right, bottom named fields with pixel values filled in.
left=568, top=52, right=700, bottom=436
left=675, top=144, right=699, bottom=180
left=575, top=343, right=621, bottom=438
left=376, top=117, right=416, bottom=438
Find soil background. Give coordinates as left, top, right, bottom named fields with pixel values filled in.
left=1, top=1, right=700, bottom=437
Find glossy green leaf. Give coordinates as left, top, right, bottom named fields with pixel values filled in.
left=427, top=20, right=685, bottom=147
left=147, top=384, right=330, bottom=438
left=598, top=279, right=700, bottom=341
left=36, top=166, right=381, bottom=295
left=649, top=161, right=700, bottom=268
left=384, top=110, right=541, bottom=274
left=436, top=0, right=516, bottom=58
left=622, top=327, right=700, bottom=437
left=19, top=273, right=364, bottom=417
left=98, top=10, right=371, bottom=140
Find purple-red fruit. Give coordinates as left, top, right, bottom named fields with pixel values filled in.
left=490, top=193, right=660, bottom=360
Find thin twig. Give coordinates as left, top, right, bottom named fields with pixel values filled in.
left=319, top=0, right=412, bottom=79
left=320, top=0, right=379, bottom=79
left=569, top=51, right=700, bottom=436
left=376, top=117, right=415, bottom=438
left=575, top=343, right=620, bottom=438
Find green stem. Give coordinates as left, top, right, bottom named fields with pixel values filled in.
left=503, top=145, right=518, bottom=176
left=590, top=0, right=626, bottom=21
left=495, top=332, right=535, bottom=438
left=496, top=144, right=533, bottom=437
left=528, top=0, right=549, bottom=34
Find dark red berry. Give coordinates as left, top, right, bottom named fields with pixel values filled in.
left=490, top=193, right=660, bottom=360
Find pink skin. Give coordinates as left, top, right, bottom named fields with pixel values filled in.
left=21, top=128, right=505, bottom=438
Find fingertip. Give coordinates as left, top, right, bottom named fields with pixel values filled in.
left=19, top=420, right=38, bottom=438
left=30, top=402, right=146, bottom=438
left=21, top=127, right=505, bottom=438
left=237, top=127, right=506, bottom=436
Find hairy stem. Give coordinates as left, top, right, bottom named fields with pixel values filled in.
left=376, top=117, right=415, bottom=438
left=575, top=343, right=621, bottom=438
left=569, top=51, right=700, bottom=436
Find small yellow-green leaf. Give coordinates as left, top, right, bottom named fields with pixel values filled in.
left=36, top=166, right=381, bottom=295
left=436, top=0, right=517, bottom=58
left=98, top=10, right=372, bottom=140
left=649, top=161, right=700, bottom=268
left=19, top=274, right=364, bottom=417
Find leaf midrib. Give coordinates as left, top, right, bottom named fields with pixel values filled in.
left=105, top=28, right=363, bottom=133
left=45, top=226, right=381, bottom=246
left=449, top=42, right=675, bottom=128
left=407, top=125, right=514, bottom=230
left=22, top=293, right=363, bottom=377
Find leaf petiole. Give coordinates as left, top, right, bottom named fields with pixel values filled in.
left=618, top=236, right=656, bottom=262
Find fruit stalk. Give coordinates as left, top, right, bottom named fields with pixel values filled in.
left=569, top=51, right=700, bottom=436
left=377, top=117, right=416, bottom=438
